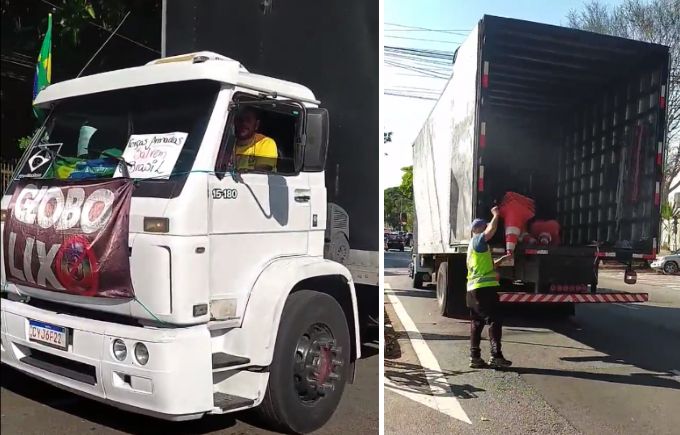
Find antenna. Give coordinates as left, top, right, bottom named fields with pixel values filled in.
left=76, top=11, right=132, bottom=78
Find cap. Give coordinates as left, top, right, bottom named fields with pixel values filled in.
left=471, top=218, right=486, bottom=230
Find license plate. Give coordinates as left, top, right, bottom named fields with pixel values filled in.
left=28, top=320, right=69, bottom=350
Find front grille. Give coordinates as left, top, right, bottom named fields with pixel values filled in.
left=20, top=348, right=97, bottom=385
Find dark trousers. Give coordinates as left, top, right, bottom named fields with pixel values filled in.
left=466, top=286, right=503, bottom=358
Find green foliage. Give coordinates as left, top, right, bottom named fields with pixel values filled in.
left=385, top=166, right=414, bottom=231
left=399, top=165, right=413, bottom=201
left=1, top=0, right=161, bottom=153
left=661, top=200, right=680, bottom=246
left=18, top=135, right=32, bottom=150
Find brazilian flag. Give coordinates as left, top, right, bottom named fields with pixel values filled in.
left=33, top=13, right=52, bottom=119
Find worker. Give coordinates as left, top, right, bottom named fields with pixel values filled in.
left=467, top=206, right=513, bottom=369
left=233, top=107, right=278, bottom=172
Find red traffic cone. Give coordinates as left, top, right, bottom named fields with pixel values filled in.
left=530, top=220, right=561, bottom=246
left=499, top=192, right=535, bottom=255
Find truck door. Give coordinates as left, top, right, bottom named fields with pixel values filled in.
left=207, top=108, right=311, bottom=307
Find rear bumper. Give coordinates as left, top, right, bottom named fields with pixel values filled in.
left=1, top=297, right=214, bottom=420
left=499, top=292, right=648, bottom=303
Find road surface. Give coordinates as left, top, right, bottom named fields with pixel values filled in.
left=1, top=323, right=378, bottom=435
left=384, top=251, right=680, bottom=435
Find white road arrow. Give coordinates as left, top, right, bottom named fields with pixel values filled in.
left=385, top=283, right=472, bottom=424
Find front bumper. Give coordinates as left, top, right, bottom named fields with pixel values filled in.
left=1, top=297, right=214, bottom=420
left=650, top=261, right=663, bottom=269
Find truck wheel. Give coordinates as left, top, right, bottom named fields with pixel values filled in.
left=413, top=272, right=425, bottom=289
left=258, top=290, right=350, bottom=434
left=437, top=262, right=466, bottom=316
left=436, top=263, right=450, bottom=316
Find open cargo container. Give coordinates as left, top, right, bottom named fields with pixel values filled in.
left=411, top=15, right=669, bottom=314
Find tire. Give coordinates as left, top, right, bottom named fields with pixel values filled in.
left=413, top=272, right=425, bottom=289
left=436, top=262, right=452, bottom=316
left=663, top=261, right=679, bottom=275
left=399, top=246, right=404, bottom=252
left=257, top=290, right=350, bottom=434
left=437, top=261, right=467, bottom=316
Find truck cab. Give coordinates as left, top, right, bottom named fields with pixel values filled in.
left=1, top=52, right=360, bottom=433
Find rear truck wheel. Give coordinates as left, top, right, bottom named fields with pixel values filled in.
left=257, top=290, right=350, bottom=434
left=413, top=272, right=425, bottom=289
left=663, top=261, right=679, bottom=275
left=436, top=258, right=467, bottom=317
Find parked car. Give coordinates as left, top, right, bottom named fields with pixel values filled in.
left=651, top=250, right=680, bottom=275
left=386, top=233, right=405, bottom=251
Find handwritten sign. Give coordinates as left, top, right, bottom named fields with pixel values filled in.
left=118, top=132, right=188, bottom=179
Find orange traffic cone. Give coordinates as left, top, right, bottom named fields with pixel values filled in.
left=530, top=220, right=561, bottom=246
left=499, top=192, right=535, bottom=255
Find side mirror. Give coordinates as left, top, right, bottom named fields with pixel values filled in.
left=301, top=108, right=329, bottom=172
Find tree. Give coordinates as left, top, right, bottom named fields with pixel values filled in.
left=1, top=0, right=161, bottom=156
left=399, top=165, right=413, bottom=201
left=384, top=166, right=414, bottom=231
left=567, top=0, right=680, bottom=195
left=661, top=200, right=680, bottom=248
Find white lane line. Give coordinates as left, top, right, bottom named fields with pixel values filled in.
left=385, top=283, right=472, bottom=424
left=384, top=377, right=439, bottom=411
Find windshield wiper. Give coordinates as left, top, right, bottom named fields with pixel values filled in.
left=100, top=151, right=133, bottom=178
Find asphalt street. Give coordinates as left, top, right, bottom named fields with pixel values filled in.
left=0, top=316, right=378, bottom=435
left=384, top=250, right=680, bottom=435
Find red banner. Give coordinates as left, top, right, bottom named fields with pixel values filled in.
left=3, top=179, right=135, bottom=298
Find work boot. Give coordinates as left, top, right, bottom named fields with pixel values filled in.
left=488, top=354, right=512, bottom=368
left=469, top=357, right=488, bottom=369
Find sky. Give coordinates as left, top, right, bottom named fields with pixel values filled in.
left=382, top=0, right=625, bottom=187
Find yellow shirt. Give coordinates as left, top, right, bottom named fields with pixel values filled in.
left=234, top=134, right=278, bottom=171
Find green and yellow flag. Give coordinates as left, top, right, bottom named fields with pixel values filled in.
left=33, top=13, right=52, bottom=118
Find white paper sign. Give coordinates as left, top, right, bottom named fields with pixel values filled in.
left=119, top=132, right=188, bottom=179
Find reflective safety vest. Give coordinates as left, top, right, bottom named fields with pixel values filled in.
left=466, top=237, right=499, bottom=291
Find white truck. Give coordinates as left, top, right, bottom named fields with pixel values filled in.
left=411, top=16, right=669, bottom=315
left=0, top=1, right=378, bottom=429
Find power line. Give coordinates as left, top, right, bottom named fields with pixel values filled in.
left=385, top=35, right=463, bottom=44
left=385, top=60, right=450, bottom=79
left=385, top=22, right=472, bottom=34
left=384, top=91, right=438, bottom=101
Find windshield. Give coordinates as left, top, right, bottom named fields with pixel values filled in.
left=8, top=80, right=219, bottom=198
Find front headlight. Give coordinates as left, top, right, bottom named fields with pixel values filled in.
left=134, top=342, right=149, bottom=365
left=112, top=339, right=127, bottom=361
